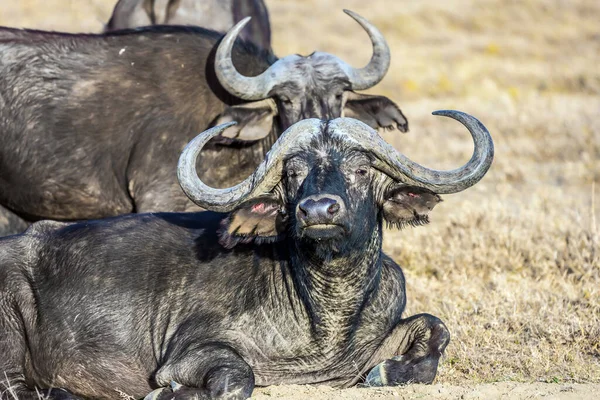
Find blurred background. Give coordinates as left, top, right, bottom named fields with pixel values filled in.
left=0, top=0, right=598, bottom=386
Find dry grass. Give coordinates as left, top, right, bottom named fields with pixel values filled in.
left=0, top=0, right=598, bottom=388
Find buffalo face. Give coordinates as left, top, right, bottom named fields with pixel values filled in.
left=285, top=145, right=374, bottom=249
left=265, top=54, right=409, bottom=135
left=214, top=132, right=443, bottom=258
left=267, top=54, right=351, bottom=129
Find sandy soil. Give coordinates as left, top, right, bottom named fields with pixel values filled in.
left=252, top=383, right=600, bottom=400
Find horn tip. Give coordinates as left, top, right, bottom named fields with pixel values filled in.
left=432, top=109, right=454, bottom=116
left=432, top=109, right=469, bottom=119
left=235, top=17, right=252, bottom=30
left=220, top=121, right=238, bottom=129
left=433, top=109, right=484, bottom=123
left=343, top=9, right=359, bottom=19
left=230, top=17, right=252, bottom=33
left=190, top=121, right=238, bottom=144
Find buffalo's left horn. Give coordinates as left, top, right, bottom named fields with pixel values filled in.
left=215, top=17, right=273, bottom=100
left=178, top=120, right=324, bottom=212
left=331, top=110, right=494, bottom=194
left=341, top=9, right=391, bottom=91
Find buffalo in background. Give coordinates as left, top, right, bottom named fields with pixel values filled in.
left=0, top=10, right=408, bottom=236
left=105, top=0, right=272, bottom=51
left=0, top=111, right=494, bottom=399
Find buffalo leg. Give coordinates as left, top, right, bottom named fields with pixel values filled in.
left=0, top=303, right=81, bottom=399
left=0, top=263, right=29, bottom=400
left=1, top=246, right=81, bottom=400
left=0, top=205, right=29, bottom=237
left=365, top=313, right=450, bottom=386
left=1, top=387, right=83, bottom=400
left=145, top=343, right=254, bottom=400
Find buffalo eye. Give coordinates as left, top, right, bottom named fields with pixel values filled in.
left=355, top=167, right=368, bottom=176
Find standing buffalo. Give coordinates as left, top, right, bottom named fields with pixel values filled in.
left=105, top=0, right=272, bottom=51
left=0, top=111, right=493, bottom=399
left=0, top=10, right=408, bottom=237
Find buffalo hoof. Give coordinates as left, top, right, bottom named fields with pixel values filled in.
left=144, top=387, right=169, bottom=400
left=145, top=381, right=184, bottom=400
left=365, top=353, right=440, bottom=386
left=144, top=380, right=248, bottom=400
left=33, top=388, right=84, bottom=400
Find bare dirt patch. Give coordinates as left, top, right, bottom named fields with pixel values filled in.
left=253, top=383, right=598, bottom=400
left=1, top=0, right=598, bottom=398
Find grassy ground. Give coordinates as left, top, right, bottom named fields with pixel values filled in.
left=0, top=0, right=598, bottom=392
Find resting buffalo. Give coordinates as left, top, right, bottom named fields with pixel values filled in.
left=0, top=111, right=494, bottom=399
left=105, top=0, right=272, bottom=51
left=0, top=10, right=408, bottom=236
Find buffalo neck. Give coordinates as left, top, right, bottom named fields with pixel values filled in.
left=284, top=224, right=384, bottom=342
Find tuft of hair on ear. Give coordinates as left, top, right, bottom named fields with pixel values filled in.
left=385, top=213, right=431, bottom=230
left=217, top=219, right=253, bottom=249
left=218, top=197, right=287, bottom=249
left=382, top=185, right=442, bottom=230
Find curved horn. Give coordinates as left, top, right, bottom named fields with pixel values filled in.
left=215, top=17, right=274, bottom=100
left=332, top=110, right=494, bottom=193
left=342, top=10, right=391, bottom=90
left=178, top=120, right=324, bottom=212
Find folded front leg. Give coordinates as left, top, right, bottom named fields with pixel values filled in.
left=145, top=343, right=254, bottom=400
left=365, top=313, right=450, bottom=386
left=0, top=385, right=82, bottom=400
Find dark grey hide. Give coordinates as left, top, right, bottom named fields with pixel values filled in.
left=0, top=123, right=449, bottom=400
left=0, top=205, right=28, bottom=237
left=105, top=0, right=272, bottom=51
left=0, top=16, right=407, bottom=237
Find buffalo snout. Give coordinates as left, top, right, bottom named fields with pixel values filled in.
left=296, top=194, right=347, bottom=240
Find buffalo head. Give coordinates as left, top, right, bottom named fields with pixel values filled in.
left=214, top=10, right=409, bottom=141
left=179, top=111, right=494, bottom=255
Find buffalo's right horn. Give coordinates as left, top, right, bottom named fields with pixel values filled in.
left=375, top=110, right=494, bottom=193
left=341, top=10, right=391, bottom=91
left=329, top=111, right=494, bottom=194
left=178, top=120, right=324, bottom=212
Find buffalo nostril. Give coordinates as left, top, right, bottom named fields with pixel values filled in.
left=298, top=204, right=308, bottom=218
left=327, top=202, right=340, bottom=215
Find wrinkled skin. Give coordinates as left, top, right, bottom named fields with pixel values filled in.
left=0, top=25, right=407, bottom=237
left=0, top=123, right=448, bottom=399
left=105, top=0, right=272, bottom=51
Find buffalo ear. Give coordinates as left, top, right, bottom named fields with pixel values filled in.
left=343, top=92, right=409, bottom=133
left=212, top=100, right=277, bottom=142
left=382, top=186, right=442, bottom=229
left=218, top=196, right=287, bottom=249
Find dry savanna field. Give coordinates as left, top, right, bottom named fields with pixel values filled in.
left=0, top=0, right=599, bottom=399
